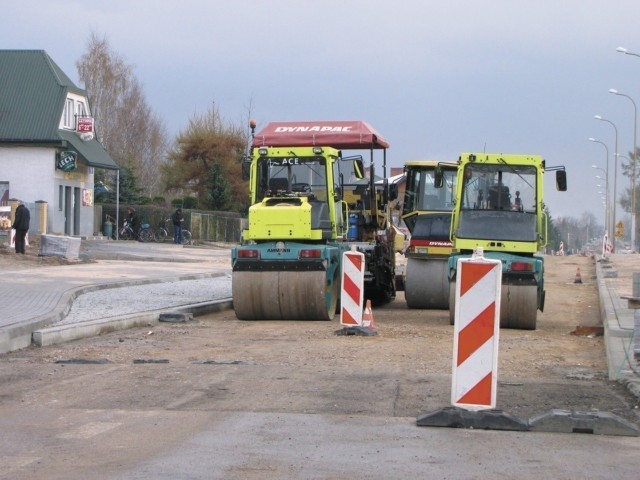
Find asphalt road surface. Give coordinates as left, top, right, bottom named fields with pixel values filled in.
left=1, top=254, right=639, bottom=479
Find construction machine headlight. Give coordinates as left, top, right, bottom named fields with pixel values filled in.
left=510, top=261, right=533, bottom=272
left=313, top=147, right=323, bottom=154
left=258, top=148, right=268, bottom=156
left=238, top=249, right=260, bottom=259
left=299, top=249, right=322, bottom=258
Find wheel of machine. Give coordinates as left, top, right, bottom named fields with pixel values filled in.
left=405, top=258, right=450, bottom=309
left=232, top=270, right=336, bottom=320
left=449, top=280, right=537, bottom=330
left=326, top=271, right=339, bottom=318
left=449, top=281, right=456, bottom=325
left=500, top=284, right=538, bottom=330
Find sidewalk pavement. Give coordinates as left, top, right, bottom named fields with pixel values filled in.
left=1, top=240, right=640, bottom=403
left=0, top=239, right=233, bottom=354
left=596, top=253, right=640, bottom=398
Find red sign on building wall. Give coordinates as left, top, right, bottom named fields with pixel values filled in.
left=77, top=116, right=94, bottom=133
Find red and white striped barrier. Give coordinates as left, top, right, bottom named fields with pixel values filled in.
left=340, top=250, right=365, bottom=326
left=451, top=250, right=502, bottom=410
left=602, top=233, right=612, bottom=258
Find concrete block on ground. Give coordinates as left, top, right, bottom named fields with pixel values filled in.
left=39, top=234, right=81, bottom=260
left=529, top=409, right=639, bottom=436
left=635, top=310, right=640, bottom=360
left=417, top=406, right=529, bottom=431
left=159, top=312, right=194, bottom=323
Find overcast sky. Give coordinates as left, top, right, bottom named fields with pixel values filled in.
left=3, top=0, right=640, bottom=223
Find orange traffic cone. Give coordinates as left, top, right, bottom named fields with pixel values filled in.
left=574, top=267, right=582, bottom=284
left=363, top=299, right=376, bottom=329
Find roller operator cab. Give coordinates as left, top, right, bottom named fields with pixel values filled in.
left=231, top=121, right=403, bottom=321
left=401, top=161, right=458, bottom=309
left=443, top=152, right=567, bottom=330
left=243, top=146, right=344, bottom=243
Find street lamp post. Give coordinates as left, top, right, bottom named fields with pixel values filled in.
left=616, top=46, right=640, bottom=59
left=617, top=153, right=631, bottom=240
left=595, top=178, right=606, bottom=204
left=593, top=168, right=609, bottom=239
left=589, top=138, right=611, bottom=240
left=609, top=87, right=638, bottom=251
left=598, top=193, right=607, bottom=239
left=594, top=115, right=618, bottom=251
left=596, top=184, right=607, bottom=225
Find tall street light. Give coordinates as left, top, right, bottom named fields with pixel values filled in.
left=597, top=191, right=607, bottom=237
left=616, top=46, right=640, bottom=59
left=596, top=188, right=607, bottom=221
left=609, top=88, right=637, bottom=251
left=589, top=138, right=611, bottom=240
left=592, top=166, right=609, bottom=239
left=617, top=153, right=632, bottom=239
left=594, top=115, right=619, bottom=251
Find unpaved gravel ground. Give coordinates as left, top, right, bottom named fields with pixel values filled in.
left=0, top=235, right=86, bottom=269
left=1, top=251, right=638, bottom=426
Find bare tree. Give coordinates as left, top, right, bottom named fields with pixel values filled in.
left=76, top=32, right=168, bottom=197
left=554, top=211, right=603, bottom=253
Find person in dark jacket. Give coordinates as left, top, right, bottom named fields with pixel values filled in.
left=127, top=207, right=140, bottom=236
left=171, top=208, right=184, bottom=244
left=12, top=200, right=30, bottom=254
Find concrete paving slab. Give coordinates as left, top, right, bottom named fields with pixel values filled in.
left=595, top=254, right=640, bottom=398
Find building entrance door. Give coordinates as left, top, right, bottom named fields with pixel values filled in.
left=64, top=186, right=72, bottom=235
left=73, top=187, right=81, bottom=236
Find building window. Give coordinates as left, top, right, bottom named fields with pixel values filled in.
left=58, top=185, right=63, bottom=211
left=63, top=98, right=74, bottom=128
left=76, top=101, right=86, bottom=118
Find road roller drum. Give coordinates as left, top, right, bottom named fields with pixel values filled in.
left=449, top=281, right=538, bottom=330
left=232, top=270, right=338, bottom=320
left=404, top=257, right=449, bottom=309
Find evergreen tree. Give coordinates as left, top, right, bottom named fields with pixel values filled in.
left=95, top=165, right=142, bottom=205
left=545, top=206, right=561, bottom=252
left=205, top=163, right=231, bottom=210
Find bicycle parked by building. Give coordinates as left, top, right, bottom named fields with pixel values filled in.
left=154, top=217, right=192, bottom=245
left=115, top=218, right=154, bottom=242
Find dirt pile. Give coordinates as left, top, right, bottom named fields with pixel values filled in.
left=0, top=234, right=92, bottom=270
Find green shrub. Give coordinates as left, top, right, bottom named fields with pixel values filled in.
left=183, top=196, right=198, bottom=209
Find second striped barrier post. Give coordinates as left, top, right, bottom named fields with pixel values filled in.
left=417, top=247, right=528, bottom=431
